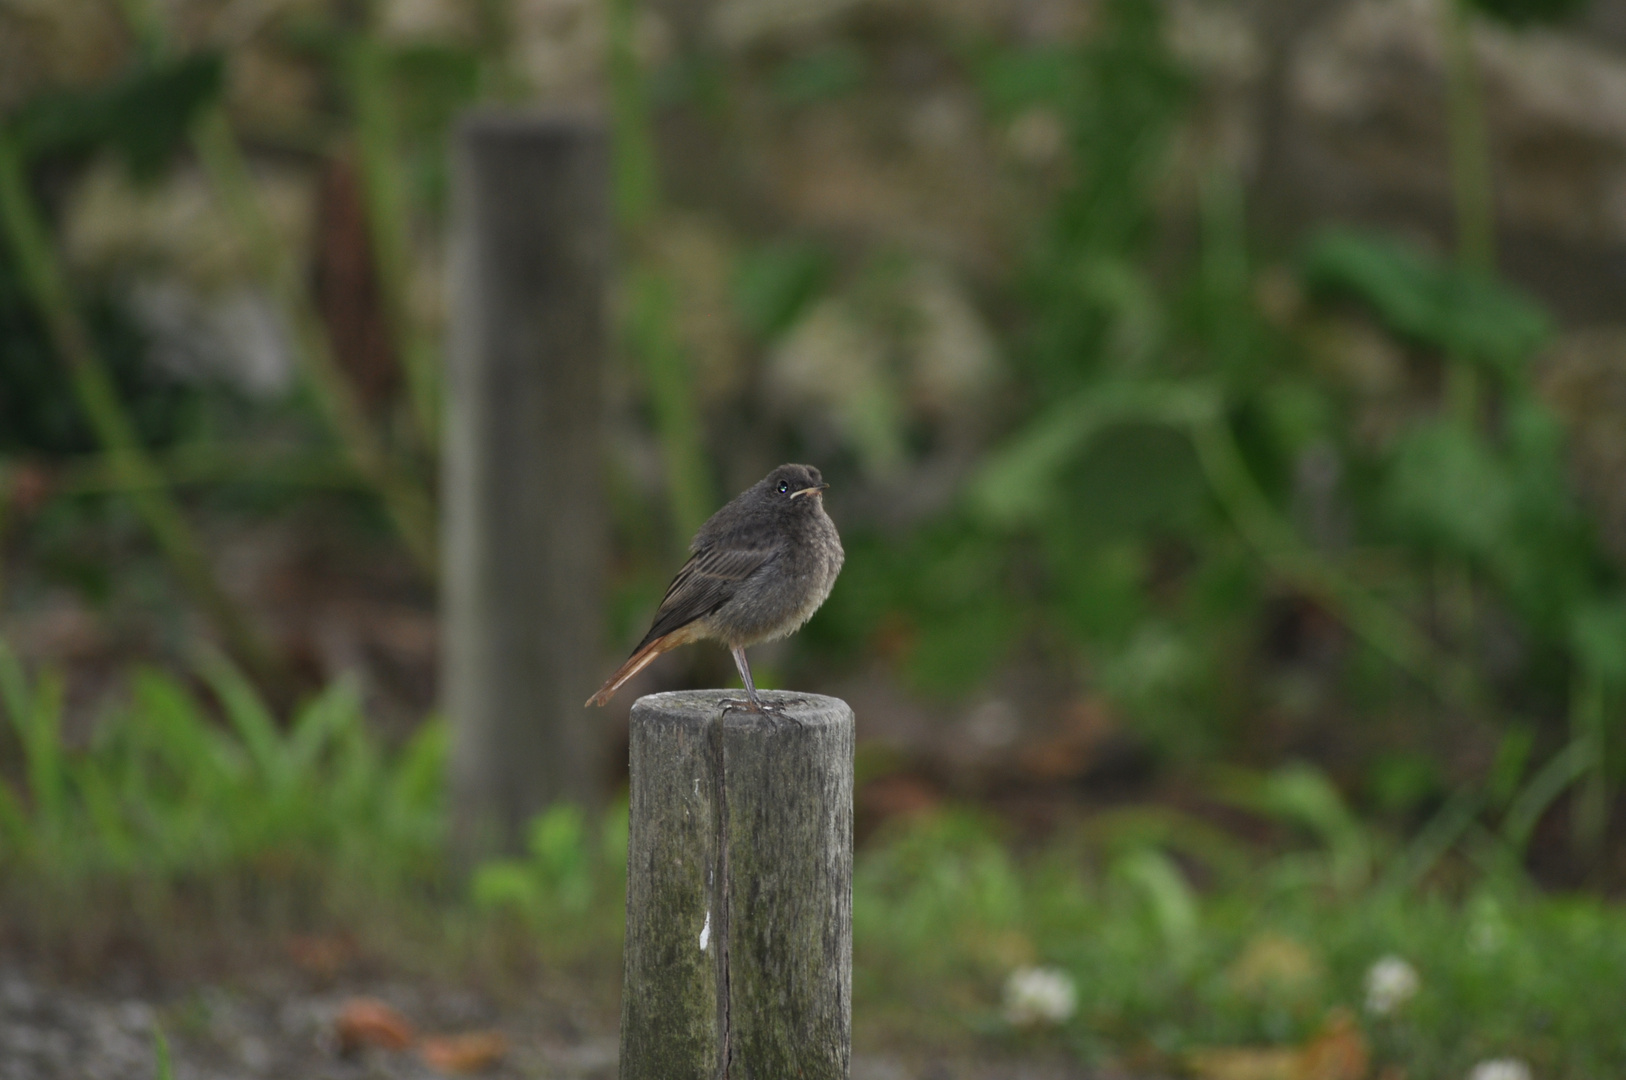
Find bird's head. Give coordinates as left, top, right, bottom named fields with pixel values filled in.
left=760, top=463, right=828, bottom=507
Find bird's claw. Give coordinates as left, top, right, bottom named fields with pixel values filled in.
left=718, top=696, right=801, bottom=723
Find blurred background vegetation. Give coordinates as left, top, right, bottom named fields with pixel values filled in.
left=3, top=0, right=1626, bottom=1075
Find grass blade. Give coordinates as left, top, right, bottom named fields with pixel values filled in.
left=1503, top=737, right=1594, bottom=859
left=195, top=648, right=286, bottom=789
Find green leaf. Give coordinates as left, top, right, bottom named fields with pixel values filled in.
left=1486, top=726, right=1535, bottom=808
left=974, top=45, right=1075, bottom=115
left=0, top=639, right=30, bottom=738
left=131, top=668, right=247, bottom=783
left=152, top=1025, right=174, bottom=1080
left=5, top=663, right=67, bottom=835
left=194, top=648, right=286, bottom=788
left=1302, top=229, right=1551, bottom=373
left=76, top=764, right=137, bottom=869
left=1571, top=598, right=1626, bottom=688
left=1384, top=420, right=1514, bottom=558
left=527, top=803, right=587, bottom=877
left=733, top=242, right=831, bottom=342
left=1366, top=751, right=1445, bottom=816
left=0, top=778, right=29, bottom=854
left=11, top=53, right=225, bottom=182
left=386, top=716, right=447, bottom=816
left=470, top=860, right=542, bottom=912
left=1218, top=763, right=1371, bottom=892
left=1054, top=422, right=1207, bottom=544
left=387, top=44, right=481, bottom=141
left=969, top=380, right=1218, bottom=527
left=286, top=678, right=364, bottom=783
left=1112, top=847, right=1199, bottom=966
left=1503, top=738, right=1594, bottom=857
left=526, top=805, right=594, bottom=909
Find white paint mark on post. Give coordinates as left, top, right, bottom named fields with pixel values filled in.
left=699, top=909, right=712, bottom=951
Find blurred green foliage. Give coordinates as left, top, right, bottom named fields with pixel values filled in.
left=772, top=45, right=868, bottom=107
left=0, top=258, right=195, bottom=455
left=5, top=638, right=1623, bottom=1072
left=0, top=0, right=1610, bottom=820
left=854, top=791, right=1626, bottom=1078
left=797, top=0, right=1626, bottom=813
left=734, top=241, right=834, bottom=343
left=0, top=0, right=1623, bottom=1064
left=0, top=53, right=221, bottom=455
left=1466, top=0, right=1591, bottom=26
left=1303, top=230, right=1551, bottom=375
left=10, top=54, right=223, bottom=182
left=0, top=641, right=444, bottom=904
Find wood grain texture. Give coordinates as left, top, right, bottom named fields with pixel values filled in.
left=443, top=111, right=608, bottom=855
left=621, top=690, right=854, bottom=1080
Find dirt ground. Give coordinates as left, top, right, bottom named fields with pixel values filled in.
left=0, top=958, right=1104, bottom=1080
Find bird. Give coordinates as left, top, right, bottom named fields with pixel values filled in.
left=586, top=463, right=844, bottom=712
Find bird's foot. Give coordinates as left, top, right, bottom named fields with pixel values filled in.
left=718, top=695, right=803, bottom=724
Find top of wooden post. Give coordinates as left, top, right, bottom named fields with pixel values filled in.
left=630, top=689, right=850, bottom=731
left=455, top=107, right=606, bottom=142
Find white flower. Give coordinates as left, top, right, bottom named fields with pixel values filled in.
left=1363, top=954, right=1420, bottom=1016
left=1002, top=966, right=1077, bottom=1027
left=1468, top=1059, right=1533, bottom=1080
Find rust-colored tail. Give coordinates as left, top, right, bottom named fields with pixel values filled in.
left=585, top=635, right=672, bottom=707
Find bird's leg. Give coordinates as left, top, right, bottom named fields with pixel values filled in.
left=721, top=645, right=788, bottom=716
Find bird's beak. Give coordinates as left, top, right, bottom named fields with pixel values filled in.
left=789, top=483, right=829, bottom=499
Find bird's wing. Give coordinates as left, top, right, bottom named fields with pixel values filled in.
left=633, top=543, right=778, bottom=651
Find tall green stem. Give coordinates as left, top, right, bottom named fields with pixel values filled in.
left=608, top=0, right=713, bottom=546
left=1570, top=671, right=1608, bottom=860
left=0, top=130, right=280, bottom=685
left=1190, top=416, right=1481, bottom=714
left=0, top=464, right=10, bottom=613
left=627, top=271, right=713, bottom=542
left=192, top=108, right=438, bottom=577
left=1438, top=0, right=1497, bottom=678
left=348, top=34, right=440, bottom=450
left=1441, top=0, right=1497, bottom=274
left=1440, top=0, right=1495, bottom=421
left=608, top=0, right=658, bottom=233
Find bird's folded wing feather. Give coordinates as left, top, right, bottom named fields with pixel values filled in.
left=635, top=543, right=778, bottom=649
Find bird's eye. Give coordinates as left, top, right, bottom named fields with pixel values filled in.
left=777, top=480, right=790, bottom=493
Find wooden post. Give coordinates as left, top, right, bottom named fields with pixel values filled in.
left=621, top=690, right=854, bottom=1080
left=444, top=111, right=608, bottom=854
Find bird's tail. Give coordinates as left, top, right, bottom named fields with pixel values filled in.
left=585, top=635, right=671, bottom=707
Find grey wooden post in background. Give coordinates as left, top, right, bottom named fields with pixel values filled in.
left=621, top=691, right=854, bottom=1080
left=444, top=111, right=608, bottom=855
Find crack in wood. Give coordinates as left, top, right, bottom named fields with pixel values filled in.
left=708, top=707, right=733, bottom=1080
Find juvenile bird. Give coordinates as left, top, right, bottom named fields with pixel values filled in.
left=586, top=463, right=844, bottom=712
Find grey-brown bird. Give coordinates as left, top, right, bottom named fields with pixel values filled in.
left=586, top=463, right=844, bottom=712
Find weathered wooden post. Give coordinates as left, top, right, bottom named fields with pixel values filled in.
left=443, top=111, right=608, bottom=854
left=621, top=690, right=854, bottom=1080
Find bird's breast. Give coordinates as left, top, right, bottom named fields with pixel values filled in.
left=720, top=509, right=843, bottom=646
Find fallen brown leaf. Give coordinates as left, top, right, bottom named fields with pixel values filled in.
left=1297, top=1009, right=1369, bottom=1080
left=334, top=997, right=415, bottom=1052
left=419, top=1030, right=509, bottom=1074
left=1188, top=1008, right=1372, bottom=1080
